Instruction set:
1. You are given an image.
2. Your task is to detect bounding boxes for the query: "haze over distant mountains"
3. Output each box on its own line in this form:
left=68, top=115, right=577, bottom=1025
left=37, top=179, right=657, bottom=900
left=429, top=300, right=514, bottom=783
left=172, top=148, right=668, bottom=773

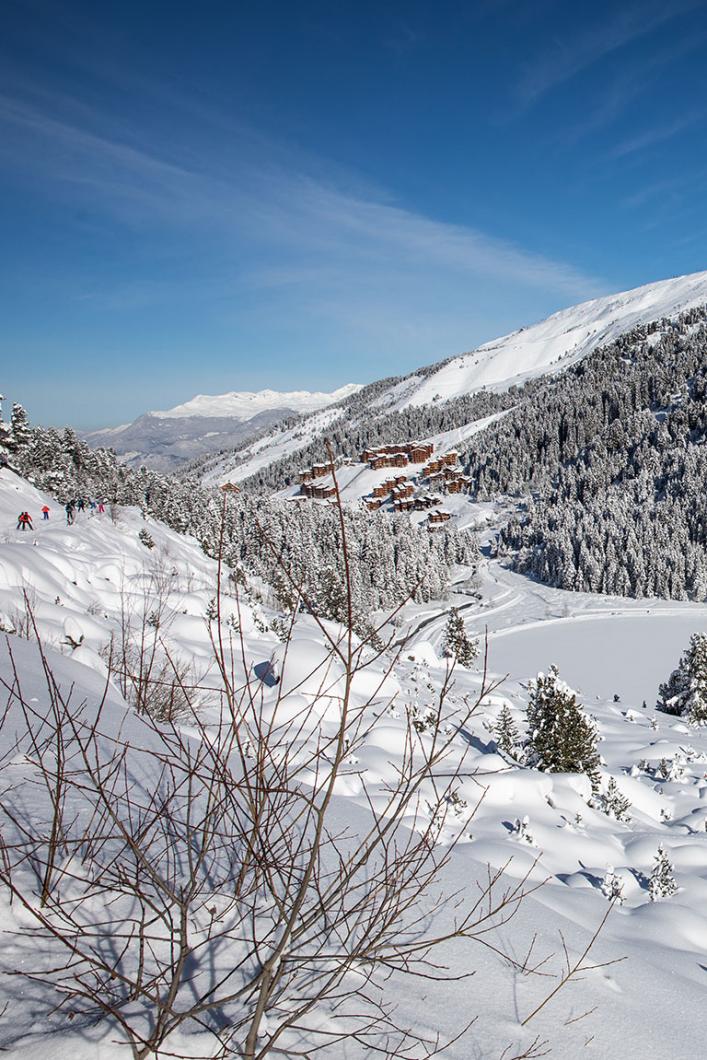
left=82, top=384, right=362, bottom=470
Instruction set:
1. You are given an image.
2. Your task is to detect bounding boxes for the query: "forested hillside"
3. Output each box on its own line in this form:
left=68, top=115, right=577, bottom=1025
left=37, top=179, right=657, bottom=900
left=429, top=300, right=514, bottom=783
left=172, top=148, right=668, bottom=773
left=0, top=405, right=475, bottom=629
left=458, top=306, right=707, bottom=599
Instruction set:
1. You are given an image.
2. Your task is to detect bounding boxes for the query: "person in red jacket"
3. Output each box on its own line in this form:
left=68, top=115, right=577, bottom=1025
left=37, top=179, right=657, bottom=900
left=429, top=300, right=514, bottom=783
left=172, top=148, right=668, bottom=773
left=16, top=512, right=33, bottom=531
left=41, top=505, right=50, bottom=520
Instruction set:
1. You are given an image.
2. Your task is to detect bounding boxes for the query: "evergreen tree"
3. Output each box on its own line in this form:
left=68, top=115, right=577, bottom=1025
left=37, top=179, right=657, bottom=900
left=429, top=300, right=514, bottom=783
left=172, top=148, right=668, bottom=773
left=600, top=777, right=631, bottom=822
left=648, top=844, right=677, bottom=901
left=657, top=633, right=707, bottom=723
left=525, top=665, right=600, bottom=788
left=600, top=866, right=625, bottom=904
left=0, top=395, right=12, bottom=459
left=495, top=704, right=521, bottom=760
left=442, top=608, right=478, bottom=667
left=9, top=403, right=31, bottom=452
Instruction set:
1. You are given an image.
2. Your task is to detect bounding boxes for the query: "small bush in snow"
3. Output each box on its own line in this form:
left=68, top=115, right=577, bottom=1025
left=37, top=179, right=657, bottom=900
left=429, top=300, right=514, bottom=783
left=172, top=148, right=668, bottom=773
left=446, top=789, right=468, bottom=817
left=600, top=867, right=625, bottom=904
left=494, top=704, right=521, bottom=761
left=409, top=704, right=438, bottom=735
left=512, top=815, right=535, bottom=845
left=138, top=528, right=156, bottom=550
left=648, top=844, right=677, bottom=901
left=657, top=755, right=687, bottom=782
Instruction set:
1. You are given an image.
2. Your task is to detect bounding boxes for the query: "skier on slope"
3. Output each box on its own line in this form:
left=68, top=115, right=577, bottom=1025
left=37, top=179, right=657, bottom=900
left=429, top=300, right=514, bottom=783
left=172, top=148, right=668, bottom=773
left=16, top=512, right=33, bottom=532
left=98, top=500, right=106, bottom=514
left=41, top=505, right=50, bottom=520
left=65, top=501, right=75, bottom=525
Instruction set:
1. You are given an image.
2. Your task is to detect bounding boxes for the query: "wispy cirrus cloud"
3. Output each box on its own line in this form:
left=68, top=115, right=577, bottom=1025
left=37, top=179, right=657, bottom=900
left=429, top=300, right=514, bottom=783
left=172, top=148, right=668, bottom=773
left=513, top=0, right=701, bottom=111
left=560, top=29, right=707, bottom=145
left=0, top=90, right=605, bottom=311
left=610, top=111, right=705, bottom=159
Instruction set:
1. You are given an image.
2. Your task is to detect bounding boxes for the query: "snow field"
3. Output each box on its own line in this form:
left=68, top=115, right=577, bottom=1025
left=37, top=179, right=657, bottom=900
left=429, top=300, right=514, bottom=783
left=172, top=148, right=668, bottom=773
left=5, top=468, right=707, bottom=1055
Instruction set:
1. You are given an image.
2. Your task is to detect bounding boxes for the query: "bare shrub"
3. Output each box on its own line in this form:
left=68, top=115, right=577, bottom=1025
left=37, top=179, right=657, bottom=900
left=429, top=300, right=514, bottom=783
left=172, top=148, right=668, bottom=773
left=0, top=474, right=610, bottom=1059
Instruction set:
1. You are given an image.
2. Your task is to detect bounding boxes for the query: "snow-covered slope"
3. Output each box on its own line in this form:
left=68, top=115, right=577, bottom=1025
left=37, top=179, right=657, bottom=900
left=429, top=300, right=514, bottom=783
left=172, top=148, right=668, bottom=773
left=402, top=270, right=707, bottom=408
left=0, top=468, right=259, bottom=687
left=6, top=468, right=707, bottom=1056
left=153, top=383, right=362, bottom=420
left=198, top=270, right=707, bottom=487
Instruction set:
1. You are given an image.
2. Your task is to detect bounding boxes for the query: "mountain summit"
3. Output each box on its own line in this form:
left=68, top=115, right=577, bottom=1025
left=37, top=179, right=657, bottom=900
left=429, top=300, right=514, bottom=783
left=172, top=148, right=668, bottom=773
left=83, top=383, right=362, bottom=470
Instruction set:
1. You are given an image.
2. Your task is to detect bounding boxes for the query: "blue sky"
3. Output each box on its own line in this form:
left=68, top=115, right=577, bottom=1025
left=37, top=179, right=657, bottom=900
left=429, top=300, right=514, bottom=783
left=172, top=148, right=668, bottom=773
left=2, top=0, right=707, bottom=427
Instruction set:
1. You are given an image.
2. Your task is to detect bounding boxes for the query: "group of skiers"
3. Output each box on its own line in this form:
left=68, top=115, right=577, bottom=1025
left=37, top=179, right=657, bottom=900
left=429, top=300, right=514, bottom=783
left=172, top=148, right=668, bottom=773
left=15, top=498, right=107, bottom=531
left=64, top=497, right=105, bottom=524
left=15, top=511, right=37, bottom=531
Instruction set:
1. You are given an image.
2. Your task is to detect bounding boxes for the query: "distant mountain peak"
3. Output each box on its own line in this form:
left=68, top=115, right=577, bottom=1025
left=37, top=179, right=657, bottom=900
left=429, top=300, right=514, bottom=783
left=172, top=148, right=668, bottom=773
left=152, top=384, right=363, bottom=420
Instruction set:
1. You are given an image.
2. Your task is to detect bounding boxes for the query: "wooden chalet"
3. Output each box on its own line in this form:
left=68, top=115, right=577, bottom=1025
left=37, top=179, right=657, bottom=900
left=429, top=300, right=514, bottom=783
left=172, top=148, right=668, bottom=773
left=413, top=494, right=439, bottom=510
left=312, top=483, right=337, bottom=500
left=427, top=510, right=452, bottom=526
left=372, top=478, right=396, bottom=498
left=311, top=462, right=335, bottom=479
left=408, top=444, right=432, bottom=463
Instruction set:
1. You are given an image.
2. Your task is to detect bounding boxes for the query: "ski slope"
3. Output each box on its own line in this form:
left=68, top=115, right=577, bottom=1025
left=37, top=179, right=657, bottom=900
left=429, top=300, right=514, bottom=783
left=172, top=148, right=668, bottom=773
left=402, top=269, right=707, bottom=408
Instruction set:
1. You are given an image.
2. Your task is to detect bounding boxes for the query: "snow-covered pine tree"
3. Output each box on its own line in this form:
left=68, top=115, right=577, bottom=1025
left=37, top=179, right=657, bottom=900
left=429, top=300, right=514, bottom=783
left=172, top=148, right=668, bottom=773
left=0, top=395, right=12, bottom=460
left=600, top=866, right=625, bottom=904
left=511, top=815, right=535, bottom=845
left=601, top=777, right=631, bottom=822
left=495, top=704, right=521, bottom=760
left=442, top=608, right=477, bottom=667
left=9, top=403, right=31, bottom=452
left=525, top=665, right=600, bottom=788
left=648, top=844, right=677, bottom=901
left=657, top=632, right=707, bottom=723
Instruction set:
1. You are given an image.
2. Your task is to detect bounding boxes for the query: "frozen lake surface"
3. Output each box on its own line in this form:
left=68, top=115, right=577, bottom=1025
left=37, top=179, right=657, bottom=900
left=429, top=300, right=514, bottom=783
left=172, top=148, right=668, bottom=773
left=488, top=612, right=707, bottom=707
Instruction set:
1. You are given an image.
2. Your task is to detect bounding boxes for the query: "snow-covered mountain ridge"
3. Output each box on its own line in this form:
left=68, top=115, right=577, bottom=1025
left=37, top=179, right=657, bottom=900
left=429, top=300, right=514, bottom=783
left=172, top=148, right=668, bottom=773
left=82, top=384, right=362, bottom=471
left=198, top=269, right=707, bottom=488
left=152, top=383, right=362, bottom=420
left=402, top=269, right=707, bottom=407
